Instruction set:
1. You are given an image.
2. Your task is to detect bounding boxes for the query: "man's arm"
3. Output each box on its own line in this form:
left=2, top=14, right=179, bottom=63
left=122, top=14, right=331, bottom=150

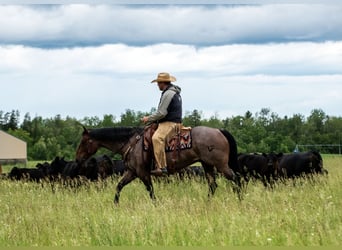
left=145, top=90, right=176, bottom=125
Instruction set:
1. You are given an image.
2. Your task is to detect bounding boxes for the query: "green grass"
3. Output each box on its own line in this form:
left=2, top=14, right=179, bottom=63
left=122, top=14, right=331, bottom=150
left=0, top=155, right=341, bottom=246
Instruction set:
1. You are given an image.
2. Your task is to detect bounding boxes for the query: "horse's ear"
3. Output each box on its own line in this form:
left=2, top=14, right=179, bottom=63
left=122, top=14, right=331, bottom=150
left=82, top=125, right=89, bottom=135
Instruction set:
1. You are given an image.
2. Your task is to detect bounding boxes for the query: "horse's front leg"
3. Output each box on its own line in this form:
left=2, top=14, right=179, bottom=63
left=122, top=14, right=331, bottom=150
left=114, top=169, right=136, bottom=205
left=138, top=170, right=156, bottom=202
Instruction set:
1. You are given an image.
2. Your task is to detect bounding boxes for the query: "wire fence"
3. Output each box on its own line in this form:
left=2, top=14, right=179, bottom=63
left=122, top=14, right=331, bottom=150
left=296, top=144, right=341, bottom=154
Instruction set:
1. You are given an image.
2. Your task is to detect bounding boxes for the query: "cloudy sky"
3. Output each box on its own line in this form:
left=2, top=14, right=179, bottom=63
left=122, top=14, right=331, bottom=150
left=1, top=1, right=342, bottom=122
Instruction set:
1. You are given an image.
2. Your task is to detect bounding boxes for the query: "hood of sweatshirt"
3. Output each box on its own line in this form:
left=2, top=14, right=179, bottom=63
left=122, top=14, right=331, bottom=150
left=168, top=84, right=181, bottom=94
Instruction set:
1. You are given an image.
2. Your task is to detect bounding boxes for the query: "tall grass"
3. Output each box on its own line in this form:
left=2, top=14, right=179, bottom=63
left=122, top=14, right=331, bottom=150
left=0, top=155, right=341, bottom=246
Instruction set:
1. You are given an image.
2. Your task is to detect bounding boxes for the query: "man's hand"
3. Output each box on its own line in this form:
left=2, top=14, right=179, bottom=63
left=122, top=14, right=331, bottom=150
left=141, top=116, right=149, bottom=124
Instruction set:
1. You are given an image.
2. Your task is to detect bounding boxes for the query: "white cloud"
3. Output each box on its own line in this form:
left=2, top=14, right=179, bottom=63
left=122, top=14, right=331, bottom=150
left=1, top=43, right=341, bottom=119
left=1, top=42, right=342, bottom=75
left=1, top=3, right=341, bottom=119
left=0, top=4, right=342, bottom=45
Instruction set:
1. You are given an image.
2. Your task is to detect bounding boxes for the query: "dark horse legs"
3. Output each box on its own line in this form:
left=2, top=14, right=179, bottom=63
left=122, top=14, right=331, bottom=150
left=114, top=169, right=136, bottom=204
left=216, top=163, right=243, bottom=200
left=202, top=162, right=218, bottom=197
left=139, top=174, right=156, bottom=202
left=114, top=169, right=156, bottom=204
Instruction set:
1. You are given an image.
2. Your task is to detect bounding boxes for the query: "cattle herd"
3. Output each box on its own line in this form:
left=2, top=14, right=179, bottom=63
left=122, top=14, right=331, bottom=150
left=2, top=150, right=328, bottom=187
left=3, top=155, right=125, bottom=183
left=238, top=150, right=328, bottom=187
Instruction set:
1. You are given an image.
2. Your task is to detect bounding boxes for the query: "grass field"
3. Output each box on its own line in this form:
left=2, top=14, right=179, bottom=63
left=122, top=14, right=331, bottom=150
left=0, top=155, right=341, bottom=246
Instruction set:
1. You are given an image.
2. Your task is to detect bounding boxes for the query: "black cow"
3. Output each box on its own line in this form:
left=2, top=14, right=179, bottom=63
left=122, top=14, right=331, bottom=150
left=178, top=165, right=205, bottom=181
left=8, top=166, right=46, bottom=182
left=112, top=160, right=126, bottom=176
left=96, top=155, right=115, bottom=179
left=62, top=161, right=80, bottom=179
left=78, top=155, right=113, bottom=181
left=79, top=155, right=115, bottom=180
left=278, top=151, right=327, bottom=179
left=35, top=162, right=51, bottom=176
left=238, top=152, right=283, bottom=187
left=79, top=157, right=98, bottom=180
left=71, top=155, right=118, bottom=180
left=48, top=156, right=69, bottom=178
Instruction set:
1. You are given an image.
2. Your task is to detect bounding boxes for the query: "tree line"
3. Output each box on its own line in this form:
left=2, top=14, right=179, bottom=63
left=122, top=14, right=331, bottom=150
left=1, top=108, right=341, bottom=161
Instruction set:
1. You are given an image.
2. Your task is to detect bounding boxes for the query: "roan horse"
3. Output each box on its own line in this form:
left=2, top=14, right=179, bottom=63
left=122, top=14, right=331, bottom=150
left=76, top=125, right=241, bottom=204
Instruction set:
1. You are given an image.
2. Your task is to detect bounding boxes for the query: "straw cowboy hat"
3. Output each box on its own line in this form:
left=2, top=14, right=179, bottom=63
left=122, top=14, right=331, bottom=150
left=151, top=72, right=176, bottom=83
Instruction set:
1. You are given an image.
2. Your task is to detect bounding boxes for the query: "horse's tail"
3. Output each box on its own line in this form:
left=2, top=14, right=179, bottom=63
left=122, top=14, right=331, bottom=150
left=220, top=129, right=243, bottom=198
left=219, top=129, right=239, bottom=173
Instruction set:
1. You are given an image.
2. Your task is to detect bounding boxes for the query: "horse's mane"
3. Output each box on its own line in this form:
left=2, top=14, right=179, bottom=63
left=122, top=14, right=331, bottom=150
left=89, top=127, right=144, bottom=143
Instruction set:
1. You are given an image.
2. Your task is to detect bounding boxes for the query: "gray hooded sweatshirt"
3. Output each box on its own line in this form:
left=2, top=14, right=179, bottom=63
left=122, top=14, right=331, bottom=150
left=147, top=84, right=182, bottom=125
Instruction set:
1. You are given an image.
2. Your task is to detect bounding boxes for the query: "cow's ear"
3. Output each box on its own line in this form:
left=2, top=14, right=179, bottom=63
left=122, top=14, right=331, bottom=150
left=277, top=153, right=284, bottom=158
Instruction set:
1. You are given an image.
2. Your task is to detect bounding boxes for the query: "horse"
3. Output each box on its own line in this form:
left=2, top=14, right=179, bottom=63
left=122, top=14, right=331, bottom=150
left=76, top=125, right=241, bottom=204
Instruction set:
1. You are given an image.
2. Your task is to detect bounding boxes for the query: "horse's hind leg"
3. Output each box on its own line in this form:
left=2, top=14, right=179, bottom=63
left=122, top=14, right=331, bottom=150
left=216, top=164, right=236, bottom=181
left=114, top=169, right=136, bottom=204
left=139, top=174, right=156, bottom=202
left=202, top=162, right=218, bottom=198
left=216, top=164, right=242, bottom=200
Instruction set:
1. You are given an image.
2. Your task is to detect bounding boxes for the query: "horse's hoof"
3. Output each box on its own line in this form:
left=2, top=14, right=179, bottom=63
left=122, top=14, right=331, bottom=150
left=114, top=196, right=120, bottom=205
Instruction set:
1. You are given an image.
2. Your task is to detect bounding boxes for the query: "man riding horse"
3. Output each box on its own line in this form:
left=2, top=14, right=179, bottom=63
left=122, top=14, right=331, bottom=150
left=76, top=72, right=242, bottom=203
left=141, top=72, right=182, bottom=176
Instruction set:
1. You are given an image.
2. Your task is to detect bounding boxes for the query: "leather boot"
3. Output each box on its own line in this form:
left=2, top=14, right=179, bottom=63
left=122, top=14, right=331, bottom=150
left=151, top=167, right=168, bottom=176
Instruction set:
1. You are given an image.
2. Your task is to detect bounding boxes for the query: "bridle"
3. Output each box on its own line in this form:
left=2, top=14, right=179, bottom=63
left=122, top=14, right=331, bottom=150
left=122, top=133, right=143, bottom=162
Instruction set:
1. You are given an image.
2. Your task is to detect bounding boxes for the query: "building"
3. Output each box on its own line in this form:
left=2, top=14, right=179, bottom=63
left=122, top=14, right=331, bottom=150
left=0, top=130, right=27, bottom=170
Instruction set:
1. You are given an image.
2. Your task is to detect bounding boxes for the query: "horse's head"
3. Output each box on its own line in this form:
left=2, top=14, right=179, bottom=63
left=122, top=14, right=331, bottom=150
left=76, top=126, right=100, bottom=162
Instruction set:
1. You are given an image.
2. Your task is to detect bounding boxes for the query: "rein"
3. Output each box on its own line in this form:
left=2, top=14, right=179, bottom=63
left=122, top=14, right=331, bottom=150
left=122, top=132, right=143, bottom=162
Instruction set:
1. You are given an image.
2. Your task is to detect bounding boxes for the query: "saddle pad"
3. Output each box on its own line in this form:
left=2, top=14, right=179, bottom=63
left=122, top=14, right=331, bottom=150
left=144, top=129, right=192, bottom=152
left=165, top=130, right=192, bottom=152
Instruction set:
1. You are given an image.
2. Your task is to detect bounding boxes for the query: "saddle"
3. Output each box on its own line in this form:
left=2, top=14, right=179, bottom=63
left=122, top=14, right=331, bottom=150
left=143, top=123, right=192, bottom=153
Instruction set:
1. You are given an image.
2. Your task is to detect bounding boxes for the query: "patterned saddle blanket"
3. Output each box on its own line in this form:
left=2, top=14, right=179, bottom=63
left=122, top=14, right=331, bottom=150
left=143, top=124, right=192, bottom=152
